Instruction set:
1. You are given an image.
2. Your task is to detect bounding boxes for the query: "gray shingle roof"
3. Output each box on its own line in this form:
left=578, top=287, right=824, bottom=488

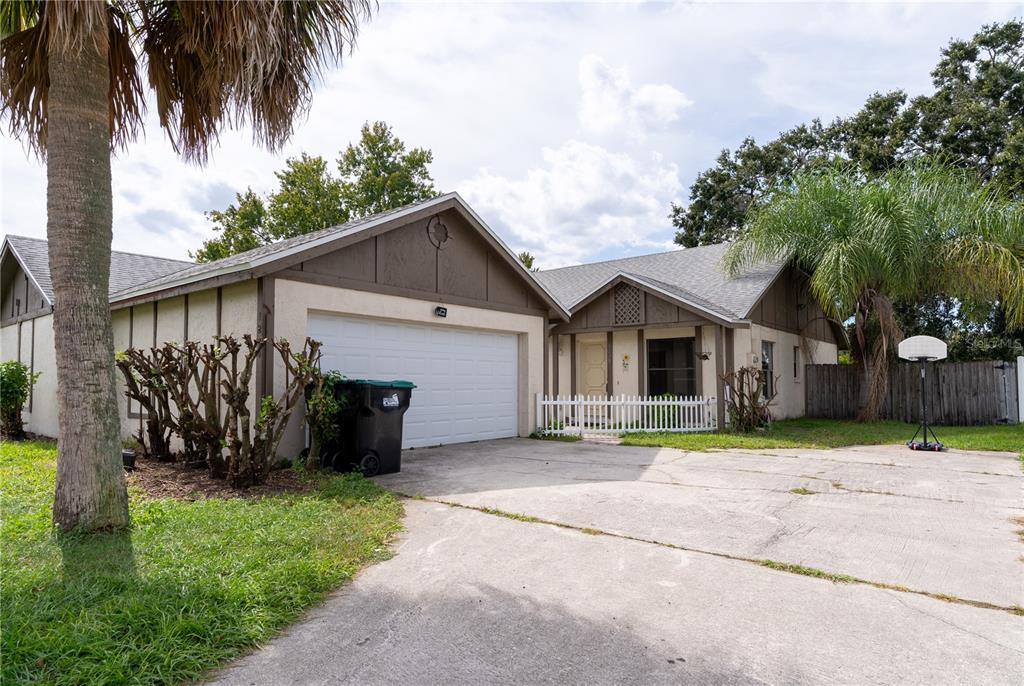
left=534, top=243, right=782, bottom=320
left=3, top=235, right=192, bottom=304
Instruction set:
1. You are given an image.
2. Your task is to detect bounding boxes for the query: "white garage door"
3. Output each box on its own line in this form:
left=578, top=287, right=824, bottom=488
left=308, top=313, right=518, bottom=448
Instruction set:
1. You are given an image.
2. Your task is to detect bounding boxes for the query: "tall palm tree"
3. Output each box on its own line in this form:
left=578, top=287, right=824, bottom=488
left=723, top=163, right=1024, bottom=421
left=1, top=1, right=373, bottom=532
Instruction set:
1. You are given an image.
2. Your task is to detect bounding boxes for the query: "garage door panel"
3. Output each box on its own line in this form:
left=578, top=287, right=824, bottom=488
left=308, top=313, right=518, bottom=448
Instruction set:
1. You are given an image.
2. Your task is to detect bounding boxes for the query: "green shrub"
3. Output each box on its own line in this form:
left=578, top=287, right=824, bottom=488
left=0, top=361, right=39, bottom=439
left=306, top=370, right=347, bottom=467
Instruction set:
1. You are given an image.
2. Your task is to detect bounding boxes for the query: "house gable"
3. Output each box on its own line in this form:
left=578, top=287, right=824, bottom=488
left=747, top=266, right=839, bottom=345
left=274, top=206, right=552, bottom=317
left=552, top=275, right=733, bottom=334
left=0, top=244, right=50, bottom=327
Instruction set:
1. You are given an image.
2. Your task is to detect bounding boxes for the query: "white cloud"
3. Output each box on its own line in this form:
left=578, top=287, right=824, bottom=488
left=2, top=2, right=1018, bottom=264
left=578, top=54, right=692, bottom=138
left=461, top=140, right=681, bottom=268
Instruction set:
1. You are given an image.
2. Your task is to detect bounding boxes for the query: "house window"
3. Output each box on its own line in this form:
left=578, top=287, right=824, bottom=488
left=793, top=345, right=800, bottom=380
left=647, top=337, right=696, bottom=396
left=761, top=340, right=775, bottom=399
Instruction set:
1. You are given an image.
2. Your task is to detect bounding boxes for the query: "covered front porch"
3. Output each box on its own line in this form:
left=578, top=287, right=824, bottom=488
left=541, top=275, right=752, bottom=429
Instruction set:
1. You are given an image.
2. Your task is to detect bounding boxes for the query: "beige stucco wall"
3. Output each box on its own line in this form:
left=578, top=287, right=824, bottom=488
left=611, top=329, right=639, bottom=395
left=744, top=323, right=839, bottom=419
left=188, top=289, right=219, bottom=343
left=272, top=278, right=546, bottom=456
left=113, top=308, right=132, bottom=435
left=0, top=315, right=62, bottom=438
left=554, top=334, right=571, bottom=396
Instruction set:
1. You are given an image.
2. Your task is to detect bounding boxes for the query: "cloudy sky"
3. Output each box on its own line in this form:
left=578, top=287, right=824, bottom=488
left=1, top=1, right=1019, bottom=268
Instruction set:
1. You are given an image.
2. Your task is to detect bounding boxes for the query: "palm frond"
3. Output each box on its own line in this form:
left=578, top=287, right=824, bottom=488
left=133, top=0, right=375, bottom=163
left=1, top=1, right=142, bottom=155
left=0, top=0, right=40, bottom=38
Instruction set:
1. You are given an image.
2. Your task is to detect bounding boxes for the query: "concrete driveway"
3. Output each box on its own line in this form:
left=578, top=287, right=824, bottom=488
left=211, top=439, right=1024, bottom=685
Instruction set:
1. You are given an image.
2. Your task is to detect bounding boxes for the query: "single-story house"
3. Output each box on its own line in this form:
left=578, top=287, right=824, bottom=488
left=1, top=192, right=840, bottom=453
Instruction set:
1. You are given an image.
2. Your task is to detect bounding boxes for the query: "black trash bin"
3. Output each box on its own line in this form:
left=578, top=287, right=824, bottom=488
left=319, top=379, right=415, bottom=476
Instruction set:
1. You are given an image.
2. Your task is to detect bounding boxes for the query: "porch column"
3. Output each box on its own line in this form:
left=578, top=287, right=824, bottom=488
left=725, top=327, right=735, bottom=375
left=694, top=325, right=703, bottom=396
left=606, top=331, right=613, bottom=395
left=569, top=333, right=577, bottom=396
left=543, top=319, right=549, bottom=395
left=715, top=324, right=726, bottom=428
left=552, top=334, right=559, bottom=395
left=637, top=329, right=645, bottom=394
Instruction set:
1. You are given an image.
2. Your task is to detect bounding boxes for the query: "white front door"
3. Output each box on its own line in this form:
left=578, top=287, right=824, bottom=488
left=308, top=313, right=518, bottom=448
left=580, top=341, right=607, bottom=395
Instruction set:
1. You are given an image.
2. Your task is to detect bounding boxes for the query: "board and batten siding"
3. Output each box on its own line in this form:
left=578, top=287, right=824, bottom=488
left=278, top=207, right=548, bottom=317
left=110, top=281, right=258, bottom=443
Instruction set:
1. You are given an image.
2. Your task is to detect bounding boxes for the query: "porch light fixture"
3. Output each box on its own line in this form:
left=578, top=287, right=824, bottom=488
left=700, top=351, right=711, bottom=361
left=434, top=305, right=448, bottom=318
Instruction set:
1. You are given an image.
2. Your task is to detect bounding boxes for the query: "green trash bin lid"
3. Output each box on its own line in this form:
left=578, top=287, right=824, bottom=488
left=345, top=379, right=416, bottom=389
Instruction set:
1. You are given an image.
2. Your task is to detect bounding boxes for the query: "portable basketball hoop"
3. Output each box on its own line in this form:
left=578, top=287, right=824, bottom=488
left=897, top=335, right=947, bottom=451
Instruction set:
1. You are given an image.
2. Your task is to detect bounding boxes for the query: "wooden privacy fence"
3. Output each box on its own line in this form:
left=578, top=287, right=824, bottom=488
left=536, top=395, right=717, bottom=436
left=805, top=358, right=1022, bottom=425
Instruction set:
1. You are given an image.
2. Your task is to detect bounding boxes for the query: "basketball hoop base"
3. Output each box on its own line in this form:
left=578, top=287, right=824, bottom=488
left=907, top=440, right=944, bottom=452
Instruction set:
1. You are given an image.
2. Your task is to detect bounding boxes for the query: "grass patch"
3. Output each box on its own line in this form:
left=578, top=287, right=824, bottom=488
left=789, top=487, right=815, bottom=495
left=1012, top=517, right=1024, bottom=544
left=476, top=506, right=546, bottom=524
left=1, top=440, right=403, bottom=686
left=622, top=418, right=1024, bottom=458
left=758, top=560, right=858, bottom=584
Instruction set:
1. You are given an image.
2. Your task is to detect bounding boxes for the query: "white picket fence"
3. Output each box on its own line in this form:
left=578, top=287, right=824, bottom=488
left=536, top=394, right=717, bottom=436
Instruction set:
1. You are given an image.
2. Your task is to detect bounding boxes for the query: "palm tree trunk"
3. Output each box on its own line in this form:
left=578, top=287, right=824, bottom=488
left=48, top=22, right=129, bottom=532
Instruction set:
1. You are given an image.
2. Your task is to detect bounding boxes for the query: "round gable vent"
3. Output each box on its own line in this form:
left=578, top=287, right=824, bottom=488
left=427, top=216, right=450, bottom=249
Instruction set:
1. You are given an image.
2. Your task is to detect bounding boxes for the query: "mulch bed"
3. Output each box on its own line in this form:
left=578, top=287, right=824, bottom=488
left=127, top=458, right=319, bottom=500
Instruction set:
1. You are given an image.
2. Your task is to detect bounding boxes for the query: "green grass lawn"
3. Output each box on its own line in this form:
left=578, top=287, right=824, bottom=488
left=1, top=440, right=403, bottom=686
left=621, top=417, right=1024, bottom=458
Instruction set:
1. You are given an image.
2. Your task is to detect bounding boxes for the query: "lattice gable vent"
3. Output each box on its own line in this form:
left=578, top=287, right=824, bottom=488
left=613, top=282, right=642, bottom=325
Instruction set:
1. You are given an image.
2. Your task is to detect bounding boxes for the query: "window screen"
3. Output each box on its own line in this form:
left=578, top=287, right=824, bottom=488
left=761, top=341, right=775, bottom=399
left=647, top=337, right=696, bottom=396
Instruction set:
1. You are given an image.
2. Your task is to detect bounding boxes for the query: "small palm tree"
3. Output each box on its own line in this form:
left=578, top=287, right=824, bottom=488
left=723, top=163, right=1024, bottom=421
left=1, top=1, right=373, bottom=532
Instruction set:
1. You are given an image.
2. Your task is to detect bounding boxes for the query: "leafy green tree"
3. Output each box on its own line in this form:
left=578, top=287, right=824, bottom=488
left=194, top=122, right=438, bottom=261
left=192, top=190, right=270, bottom=262
left=673, top=20, right=1024, bottom=248
left=267, top=153, right=347, bottom=238
left=193, top=154, right=346, bottom=262
left=517, top=251, right=538, bottom=272
left=908, top=20, right=1024, bottom=187
left=671, top=122, right=839, bottom=247
left=724, top=163, right=1024, bottom=421
left=0, top=0, right=372, bottom=532
left=338, top=121, right=438, bottom=218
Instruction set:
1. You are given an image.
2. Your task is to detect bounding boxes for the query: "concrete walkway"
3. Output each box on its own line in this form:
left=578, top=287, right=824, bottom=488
left=210, top=440, right=1024, bottom=685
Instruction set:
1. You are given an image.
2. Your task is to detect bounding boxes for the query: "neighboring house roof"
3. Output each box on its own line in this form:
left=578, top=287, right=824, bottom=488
left=534, top=242, right=783, bottom=322
left=1, top=234, right=192, bottom=305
